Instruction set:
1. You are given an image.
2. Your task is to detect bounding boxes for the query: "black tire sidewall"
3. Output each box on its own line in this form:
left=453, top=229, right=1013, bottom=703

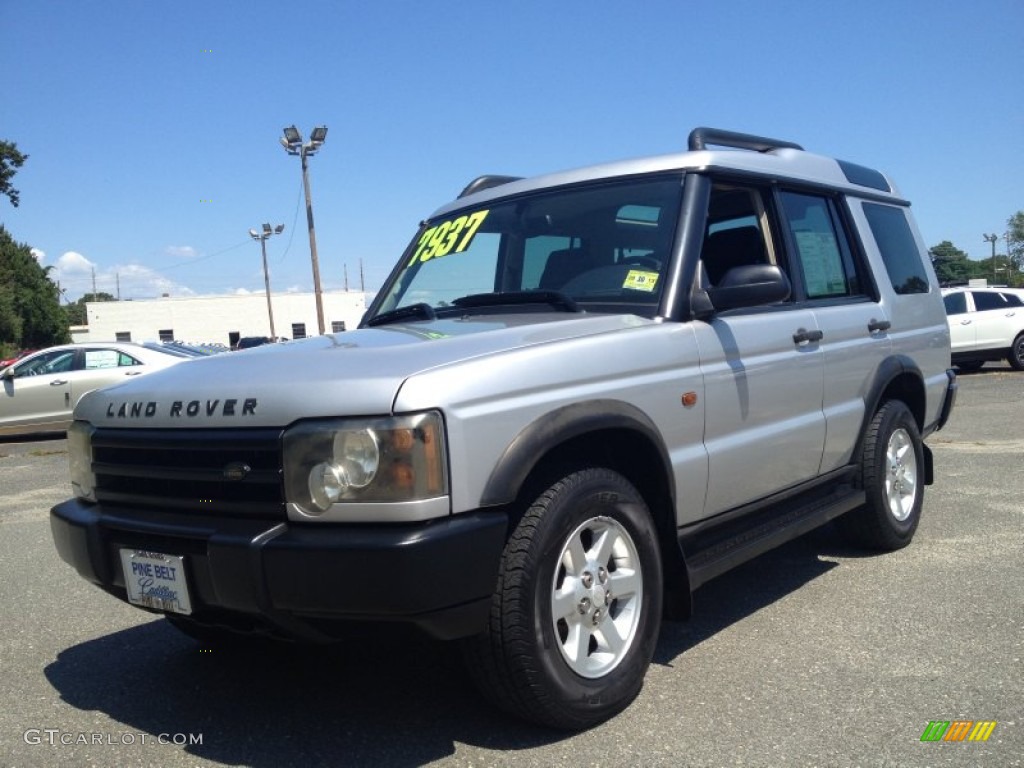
left=1009, top=334, right=1024, bottom=370
left=524, top=469, right=662, bottom=724
left=863, top=402, right=923, bottom=543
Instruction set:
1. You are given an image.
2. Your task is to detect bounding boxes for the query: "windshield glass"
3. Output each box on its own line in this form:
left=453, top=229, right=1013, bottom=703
left=372, top=176, right=683, bottom=320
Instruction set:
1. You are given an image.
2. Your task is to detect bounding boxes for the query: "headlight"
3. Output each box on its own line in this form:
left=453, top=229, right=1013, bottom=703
left=283, top=411, right=448, bottom=518
left=68, top=421, right=96, bottom=502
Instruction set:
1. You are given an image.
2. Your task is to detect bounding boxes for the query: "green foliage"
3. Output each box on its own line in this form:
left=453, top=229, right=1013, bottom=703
left=929, top=240, right=972, bottom=285
left=64, top=292, right=115, bottom=326
left=0, top=226, right=70, bottom=349
left=1008, top=211, right=1024, bottom=272
left=0, top=140, right=28, bottom=208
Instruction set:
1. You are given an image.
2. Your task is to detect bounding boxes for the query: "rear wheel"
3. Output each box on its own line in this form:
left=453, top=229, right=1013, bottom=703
left=1008, top=334, right=1024, bottom=370
left=462, top=467, right=662, bottom=730
left=837, top=400, right=923, bottom=550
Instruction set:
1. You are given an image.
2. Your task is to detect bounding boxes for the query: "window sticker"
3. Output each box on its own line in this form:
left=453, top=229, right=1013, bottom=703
left=794, top=230, right=846, bottom=297
left=409, top=210, right=490, bottom=265
left=623, top=270, right=659, bottom=292
left=85, top=349, right=118, bottom=369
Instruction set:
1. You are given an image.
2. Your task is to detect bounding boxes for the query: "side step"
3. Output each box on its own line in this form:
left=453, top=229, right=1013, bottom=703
left=680, top=475, right=865, bottom=591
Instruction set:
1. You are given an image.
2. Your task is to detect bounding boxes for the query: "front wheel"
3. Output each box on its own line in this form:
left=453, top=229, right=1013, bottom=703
left=463, top=468, right=663, bottom=730
left=837, top=400, right=924, bottom=550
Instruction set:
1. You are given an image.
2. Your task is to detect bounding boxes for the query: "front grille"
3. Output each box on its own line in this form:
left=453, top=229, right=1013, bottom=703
left=91, top=428, right=286, bottom=518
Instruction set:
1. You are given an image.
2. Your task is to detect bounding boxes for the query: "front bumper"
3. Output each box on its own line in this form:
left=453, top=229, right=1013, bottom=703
left=50, top=499, right=507, bottom=641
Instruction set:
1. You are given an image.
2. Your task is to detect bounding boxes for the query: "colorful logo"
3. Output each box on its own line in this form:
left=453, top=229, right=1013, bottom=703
left=920, top=720, right=997, bottom=742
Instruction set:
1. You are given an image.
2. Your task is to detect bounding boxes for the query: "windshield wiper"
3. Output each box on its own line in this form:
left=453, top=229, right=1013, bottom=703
left=366, top=302, right=437, bottom=327
left=451, top=291, right=581, bottom=313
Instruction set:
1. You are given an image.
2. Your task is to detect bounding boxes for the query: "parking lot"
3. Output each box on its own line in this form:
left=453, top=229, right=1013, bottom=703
left=1, top=366, right=1020, bottom=768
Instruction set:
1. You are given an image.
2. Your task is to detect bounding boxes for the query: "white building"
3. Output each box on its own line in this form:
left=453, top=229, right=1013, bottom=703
left=82, top=290, right=371, bottom=347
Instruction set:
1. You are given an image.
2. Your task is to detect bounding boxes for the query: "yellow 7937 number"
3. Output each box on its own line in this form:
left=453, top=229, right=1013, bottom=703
left=410, top=210, right=489, bottom=265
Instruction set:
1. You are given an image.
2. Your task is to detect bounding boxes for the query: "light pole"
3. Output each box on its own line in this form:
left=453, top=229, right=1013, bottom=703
left=984, top=233, right=998, bottom=283
left=249, top=223, right=285, bottom=339
left=281, top=125, right=328, bottom=335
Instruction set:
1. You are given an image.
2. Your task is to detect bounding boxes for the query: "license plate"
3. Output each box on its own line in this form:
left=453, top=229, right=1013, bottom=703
left=119, top=550, right=192, bottom=615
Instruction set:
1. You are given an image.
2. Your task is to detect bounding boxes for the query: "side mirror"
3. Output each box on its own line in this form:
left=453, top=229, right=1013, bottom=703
left=706, top=264, right=791, bottom=312
left=1, top=368, right=14, bottom=381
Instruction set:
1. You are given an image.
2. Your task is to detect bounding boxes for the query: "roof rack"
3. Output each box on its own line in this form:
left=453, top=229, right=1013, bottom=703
left=687, top=127, right=803, bottom=153
left=458, top=174, right=523, bottom=199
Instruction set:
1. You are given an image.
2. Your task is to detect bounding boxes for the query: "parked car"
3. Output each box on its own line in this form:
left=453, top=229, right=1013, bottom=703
left=141, top=341, right=226, bottom=358
left=0, top=349, right=36, bottom=371
left=942, top=287, right=1024, bottom=371
left=0, top=342, right=186, bottom=437
left=233, top=336, right=274, bottom=350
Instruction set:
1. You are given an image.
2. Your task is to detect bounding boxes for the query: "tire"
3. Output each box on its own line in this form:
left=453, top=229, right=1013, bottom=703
left=955, top=360, right=984, bottom=373
left=837, top=400, right=923, bottom=551
left=462, top=468, right=663, bottom=730
left=1008, top=334, right=1024, bottom=371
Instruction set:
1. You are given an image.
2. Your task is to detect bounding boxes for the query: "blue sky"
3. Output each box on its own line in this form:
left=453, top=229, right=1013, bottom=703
left=2, top=0, right=1021, bottom=302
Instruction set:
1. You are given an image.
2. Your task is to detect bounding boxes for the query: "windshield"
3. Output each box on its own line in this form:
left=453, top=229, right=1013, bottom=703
left=371, top=176, right=683, bottom=321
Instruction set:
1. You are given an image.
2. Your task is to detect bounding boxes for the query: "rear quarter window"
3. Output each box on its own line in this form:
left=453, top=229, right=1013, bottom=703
left=862, top=203, right=930, bottom=295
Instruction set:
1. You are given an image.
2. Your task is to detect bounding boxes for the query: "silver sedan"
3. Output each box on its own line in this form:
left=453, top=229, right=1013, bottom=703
left=0, top=342, right=187, bottom=437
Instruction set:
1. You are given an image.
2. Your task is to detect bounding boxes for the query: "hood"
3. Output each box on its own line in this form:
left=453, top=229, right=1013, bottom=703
left=76, top=313, right=652, bottom=428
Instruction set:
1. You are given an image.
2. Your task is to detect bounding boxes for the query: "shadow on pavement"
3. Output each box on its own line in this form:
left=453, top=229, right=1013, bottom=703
left=45, top=523, right=858, bottom=765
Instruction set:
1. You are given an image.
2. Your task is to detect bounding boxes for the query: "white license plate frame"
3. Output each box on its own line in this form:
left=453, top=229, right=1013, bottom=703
left=119, top=549, right=193, bottom=615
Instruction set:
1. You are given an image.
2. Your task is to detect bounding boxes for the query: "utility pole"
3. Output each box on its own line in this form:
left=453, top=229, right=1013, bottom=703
left=250, top=223, right=285, bottom=339
left=360, top=259, right=365, bottom=292
left=280, top=125, right=328, bottom=335
left=344, top=263, right=349, bottom=291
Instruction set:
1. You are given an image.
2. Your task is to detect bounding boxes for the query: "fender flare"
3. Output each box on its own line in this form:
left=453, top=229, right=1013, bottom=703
left=480, top=399, right=675, bottom=507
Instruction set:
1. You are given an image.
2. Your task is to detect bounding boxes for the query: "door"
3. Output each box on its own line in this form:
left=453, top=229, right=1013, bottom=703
left=776, top=190, right=892, bottom=472
left=969, top=290, right=1023, bottom=349
left=694, top=182, right=826, bottom=517
left=944, top=292, right=975, bottom=352
left=0, top=348, right=77, bottom=432
left=694, top=309, right=825, bottom=515
left=68, top=348, right=148, bottom=408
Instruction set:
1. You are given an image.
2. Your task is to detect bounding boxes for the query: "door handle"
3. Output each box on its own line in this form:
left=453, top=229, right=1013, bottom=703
left=793, top=328, right=824, bottom=345
left=49, top=379, right=68, bottom=386
left=867, top=319, right=891, bottom=333
left=125, top=371, right=143, bottom=376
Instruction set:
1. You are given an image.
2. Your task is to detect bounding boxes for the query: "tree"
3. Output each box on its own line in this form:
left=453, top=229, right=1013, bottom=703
left=929, top=240, right=972, bottom=285
left=0, top=226, right=69, bottom=349
left=0, top=140, right=28, bottom=208
left=1008, top=211, right=1024, bottom=273
left=64, top=292, right=116, bottom=326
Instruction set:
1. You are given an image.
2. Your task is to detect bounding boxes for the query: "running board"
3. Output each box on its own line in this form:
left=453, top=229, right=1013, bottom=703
left=680, top=478, right=865, bottom=591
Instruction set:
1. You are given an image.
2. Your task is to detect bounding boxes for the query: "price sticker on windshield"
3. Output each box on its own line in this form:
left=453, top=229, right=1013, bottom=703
left=409, top=210, right=490, bottom=265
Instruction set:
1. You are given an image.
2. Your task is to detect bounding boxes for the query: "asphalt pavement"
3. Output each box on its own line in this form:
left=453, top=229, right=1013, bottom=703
left=1, top=366, right=1020, bottom=768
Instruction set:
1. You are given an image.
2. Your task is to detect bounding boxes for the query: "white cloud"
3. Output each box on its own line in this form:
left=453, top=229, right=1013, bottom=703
left=30, top=248, right=45, bottom=263
left=234, top=287, right=253, bottom=295
left=56, top=251, right=96, bottom=273
left=164, top=245, right=198, bottom=259
left=116, top=264, right=196, bottom=299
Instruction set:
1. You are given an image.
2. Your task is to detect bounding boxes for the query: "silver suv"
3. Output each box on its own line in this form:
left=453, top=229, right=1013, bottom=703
left=51, top=128, right=957, bottom=730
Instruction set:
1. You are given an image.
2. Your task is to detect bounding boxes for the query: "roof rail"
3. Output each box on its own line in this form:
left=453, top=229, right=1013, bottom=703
left=688, top=127, right=803, bottom=153
left=458, top=175, right=523, bottom=199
